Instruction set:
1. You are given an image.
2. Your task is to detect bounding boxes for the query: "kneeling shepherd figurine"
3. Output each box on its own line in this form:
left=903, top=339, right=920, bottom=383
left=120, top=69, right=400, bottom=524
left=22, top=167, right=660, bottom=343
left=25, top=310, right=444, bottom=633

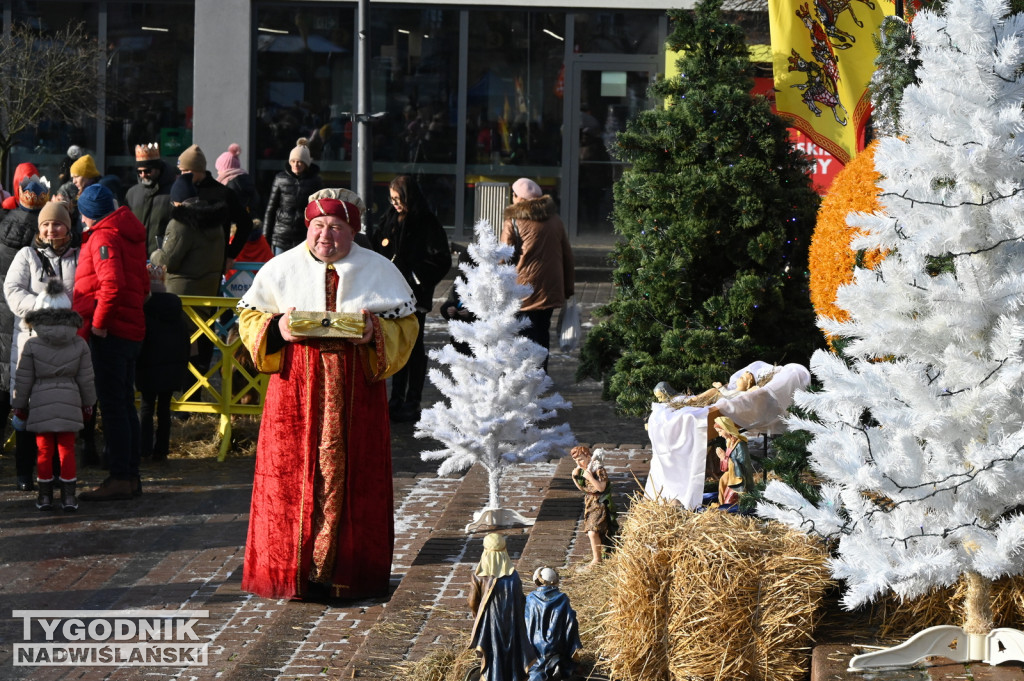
left=525, top=567, right=582, bottom=681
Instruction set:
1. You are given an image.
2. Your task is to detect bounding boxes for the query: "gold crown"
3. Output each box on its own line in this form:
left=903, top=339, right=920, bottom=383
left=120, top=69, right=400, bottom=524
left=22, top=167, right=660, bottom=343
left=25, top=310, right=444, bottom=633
left=135, top=142, right=161, bottom=162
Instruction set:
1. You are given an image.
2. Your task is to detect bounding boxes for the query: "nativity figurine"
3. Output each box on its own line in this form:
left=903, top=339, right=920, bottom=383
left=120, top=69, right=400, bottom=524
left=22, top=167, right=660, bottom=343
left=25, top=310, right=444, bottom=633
left=524, top=567, right=582, bottom=681
left=712, top=416, right=756, bottom=507
left=570, top=446, right=618, bottom=566
left=468, top=533, right=537, bottom=681
left=655, top=371, right=760, bottom=408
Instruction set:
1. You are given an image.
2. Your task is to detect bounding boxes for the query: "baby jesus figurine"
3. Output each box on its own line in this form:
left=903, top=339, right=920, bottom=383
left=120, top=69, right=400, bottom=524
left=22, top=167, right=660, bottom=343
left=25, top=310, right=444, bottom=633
left=570, top=446, right=618, bottom=566
left=655, top=370, right=759, bottom=408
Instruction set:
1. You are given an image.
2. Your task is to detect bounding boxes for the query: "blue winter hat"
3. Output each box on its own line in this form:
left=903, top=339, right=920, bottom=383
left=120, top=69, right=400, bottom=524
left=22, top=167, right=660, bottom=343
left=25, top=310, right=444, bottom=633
left=170, top=174, right=199, bottom=204
left=77, top=184, right=116, bottom=219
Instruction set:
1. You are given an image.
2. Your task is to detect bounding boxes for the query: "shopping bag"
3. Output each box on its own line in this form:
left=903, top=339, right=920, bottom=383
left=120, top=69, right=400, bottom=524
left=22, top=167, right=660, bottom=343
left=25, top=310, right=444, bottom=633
left=559, top=297, right=582, bottom=351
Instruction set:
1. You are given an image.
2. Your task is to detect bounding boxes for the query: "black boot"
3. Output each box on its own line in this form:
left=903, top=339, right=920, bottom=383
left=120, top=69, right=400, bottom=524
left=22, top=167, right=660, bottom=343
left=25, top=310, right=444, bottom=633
left=15, top=430, right=36, bottom=490
left=60, top=479, right=78, bottom=512
left=36, top=479, right=53, bottom=511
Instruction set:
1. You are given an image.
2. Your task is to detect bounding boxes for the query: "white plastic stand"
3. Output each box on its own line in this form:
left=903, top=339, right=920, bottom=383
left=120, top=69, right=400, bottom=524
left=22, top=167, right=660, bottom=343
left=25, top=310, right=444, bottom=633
left=848, top=625, right=1024, bottom=671
left=465, top=507, right=535, bottom=533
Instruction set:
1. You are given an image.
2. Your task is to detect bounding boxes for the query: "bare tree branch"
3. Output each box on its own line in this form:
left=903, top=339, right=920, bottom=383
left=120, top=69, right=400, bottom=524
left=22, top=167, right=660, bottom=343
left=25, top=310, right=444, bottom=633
left=0, top=22, right=105, bottom=183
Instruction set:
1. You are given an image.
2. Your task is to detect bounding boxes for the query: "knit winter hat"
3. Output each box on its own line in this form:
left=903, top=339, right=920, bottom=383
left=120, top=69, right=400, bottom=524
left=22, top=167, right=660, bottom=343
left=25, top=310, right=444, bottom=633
left=70, top=154, right=101, bottom=179
left=170, top=174, right=199, bottom=203
left=18, top=176, right=50, bottom=211
left=512, top=177, right=542, bottom=200
left=33, top=278, right=72, bottom=311
left=77, top=184, right=116, bottom=220
left=38, top=201, right=71, bottom=230
left=216, top=143, right=242, bottom=174
left=178, top=144, right=207, bottom=173
left=289, top=137, right=312, bottom=165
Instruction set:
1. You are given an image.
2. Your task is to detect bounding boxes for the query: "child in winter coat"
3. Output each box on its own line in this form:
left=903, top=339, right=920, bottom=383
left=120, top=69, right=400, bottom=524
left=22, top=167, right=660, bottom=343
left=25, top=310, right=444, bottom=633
left=13, top=279, right=97, bottom=511
left=136, top=264, right=190, bottom=460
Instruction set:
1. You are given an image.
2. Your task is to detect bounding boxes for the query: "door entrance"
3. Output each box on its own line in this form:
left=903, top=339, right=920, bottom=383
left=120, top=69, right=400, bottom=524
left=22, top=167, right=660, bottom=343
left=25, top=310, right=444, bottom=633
left=566, top=61, right=656, bottom=242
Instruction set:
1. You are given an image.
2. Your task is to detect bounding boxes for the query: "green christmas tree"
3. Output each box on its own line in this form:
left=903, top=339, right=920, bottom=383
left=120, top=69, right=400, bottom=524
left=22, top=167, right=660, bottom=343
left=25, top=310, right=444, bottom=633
left=578, top=0, right=822, bottom=416
left=868, top=15, right=921, bottom=139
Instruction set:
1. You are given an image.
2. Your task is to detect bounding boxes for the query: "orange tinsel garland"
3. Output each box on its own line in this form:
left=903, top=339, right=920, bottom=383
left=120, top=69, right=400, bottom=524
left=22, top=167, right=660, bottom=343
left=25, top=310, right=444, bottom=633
left=808, top=139, right=888, bottom=340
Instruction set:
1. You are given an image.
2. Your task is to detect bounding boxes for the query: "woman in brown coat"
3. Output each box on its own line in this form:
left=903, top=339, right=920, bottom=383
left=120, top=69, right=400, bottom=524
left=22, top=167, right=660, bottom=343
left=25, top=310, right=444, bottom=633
left=500, top=178, right=574, bottom=372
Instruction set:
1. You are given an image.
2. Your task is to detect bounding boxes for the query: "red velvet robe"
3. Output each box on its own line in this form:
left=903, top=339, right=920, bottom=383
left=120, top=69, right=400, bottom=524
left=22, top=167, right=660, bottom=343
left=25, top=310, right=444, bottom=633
left=237, top=243, right=418, bottom=601
left=242, top=334, right=395, bottom=600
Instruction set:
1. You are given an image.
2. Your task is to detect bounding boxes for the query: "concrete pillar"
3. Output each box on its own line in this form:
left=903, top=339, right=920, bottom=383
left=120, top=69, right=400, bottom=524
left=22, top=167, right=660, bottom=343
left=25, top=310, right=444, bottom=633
left=192, top=0, right=251, bottom=169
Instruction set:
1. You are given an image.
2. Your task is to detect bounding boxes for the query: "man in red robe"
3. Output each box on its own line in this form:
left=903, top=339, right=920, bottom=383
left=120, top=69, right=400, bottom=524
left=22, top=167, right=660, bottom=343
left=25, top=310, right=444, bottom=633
left=237, top=197, right=418, bottom=600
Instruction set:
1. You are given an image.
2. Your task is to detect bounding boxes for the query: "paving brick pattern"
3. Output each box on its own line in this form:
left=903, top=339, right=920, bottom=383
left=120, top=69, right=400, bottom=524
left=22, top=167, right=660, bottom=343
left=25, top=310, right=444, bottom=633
left=0, top=279, right=652, bottom=680
left=4, top=274, right=1017, bottom=680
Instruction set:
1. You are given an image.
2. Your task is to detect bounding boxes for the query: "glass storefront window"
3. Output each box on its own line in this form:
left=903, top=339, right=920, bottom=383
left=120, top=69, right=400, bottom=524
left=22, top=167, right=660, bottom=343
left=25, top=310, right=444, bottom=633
left=4, top=1, right=194, bottom=196
left=465, top=9, right=565, bottom=218
left=370, top=8, right=458, bottom=165
left=5, top=2, right=99, bottom=184
left=573, top=11, right=662, bottom=55
left=105, top=1, right=195, bottom=191
left=369, top=6, right=459, bottom=227
left=254, top=4, right=355, bottom=193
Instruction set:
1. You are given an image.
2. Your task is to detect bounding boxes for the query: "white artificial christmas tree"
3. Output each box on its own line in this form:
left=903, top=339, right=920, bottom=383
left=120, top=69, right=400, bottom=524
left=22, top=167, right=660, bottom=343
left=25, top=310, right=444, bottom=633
left=759, top=0, right=1024, bottom=668
left=416, top=221, right=575, bottom=531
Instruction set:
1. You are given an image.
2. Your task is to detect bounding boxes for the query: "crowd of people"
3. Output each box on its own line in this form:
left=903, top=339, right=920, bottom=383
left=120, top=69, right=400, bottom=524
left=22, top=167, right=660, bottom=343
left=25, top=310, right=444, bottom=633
left=0, top=137, right=576, bottom=604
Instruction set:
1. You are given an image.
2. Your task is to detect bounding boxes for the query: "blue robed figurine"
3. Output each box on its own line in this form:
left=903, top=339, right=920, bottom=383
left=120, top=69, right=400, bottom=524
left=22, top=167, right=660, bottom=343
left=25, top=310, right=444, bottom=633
left=468, top=533, right=537, bottom=681
left=524, top=567, right=582, bottom=681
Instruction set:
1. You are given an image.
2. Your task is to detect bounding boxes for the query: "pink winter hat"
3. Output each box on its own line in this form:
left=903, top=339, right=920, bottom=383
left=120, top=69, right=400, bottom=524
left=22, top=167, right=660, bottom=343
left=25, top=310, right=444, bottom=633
left=512, top=177, right=542, bottom=200
left=216, top=143, right=242, bottom=174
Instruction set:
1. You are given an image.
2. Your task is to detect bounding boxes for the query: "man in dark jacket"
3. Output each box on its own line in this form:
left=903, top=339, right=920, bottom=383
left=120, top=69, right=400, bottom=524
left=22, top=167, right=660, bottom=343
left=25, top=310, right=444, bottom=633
left=125, top=142, right=176, bottom=254
left=73, top=185, right=150, bottom=502
left=177, top=144, right=252, bottom=265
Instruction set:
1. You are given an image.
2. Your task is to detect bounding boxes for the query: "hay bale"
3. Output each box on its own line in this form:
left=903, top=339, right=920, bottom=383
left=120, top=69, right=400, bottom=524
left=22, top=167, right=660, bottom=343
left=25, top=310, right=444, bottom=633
left=870, top=574, right=1024, bottom=640
left=597, top=496, right=831, bottom=681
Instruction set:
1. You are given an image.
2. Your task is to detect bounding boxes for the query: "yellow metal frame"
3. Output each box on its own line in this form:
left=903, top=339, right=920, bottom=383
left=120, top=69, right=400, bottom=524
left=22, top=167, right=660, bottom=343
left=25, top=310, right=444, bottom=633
left=2, top=296, right=267, bottom=460
left=176, top=295, right=268, bottom=461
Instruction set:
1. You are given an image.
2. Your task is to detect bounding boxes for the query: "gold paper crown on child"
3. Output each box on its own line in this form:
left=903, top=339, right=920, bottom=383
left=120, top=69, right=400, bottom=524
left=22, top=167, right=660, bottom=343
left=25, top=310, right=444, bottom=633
left=135, top=142, right=161, bottom=162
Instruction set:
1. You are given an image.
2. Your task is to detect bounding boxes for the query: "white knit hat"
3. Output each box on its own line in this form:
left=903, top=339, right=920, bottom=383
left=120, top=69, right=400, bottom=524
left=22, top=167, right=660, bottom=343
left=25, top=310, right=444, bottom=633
left=34, top=278, right=72, bottom=310
left=289, top=137, right=312, bottom=165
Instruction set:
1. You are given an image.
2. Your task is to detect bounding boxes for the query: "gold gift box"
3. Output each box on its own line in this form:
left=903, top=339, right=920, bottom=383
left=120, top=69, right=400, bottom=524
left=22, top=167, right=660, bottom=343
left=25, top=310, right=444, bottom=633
left=287, top=311, right=365, bottom=338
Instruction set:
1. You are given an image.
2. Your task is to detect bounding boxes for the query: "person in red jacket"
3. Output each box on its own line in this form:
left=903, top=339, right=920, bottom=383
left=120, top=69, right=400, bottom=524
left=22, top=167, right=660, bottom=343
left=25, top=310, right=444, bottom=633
left=71, top=184, right=150, bottom=501
left=1, top=162, right=40, bottom=211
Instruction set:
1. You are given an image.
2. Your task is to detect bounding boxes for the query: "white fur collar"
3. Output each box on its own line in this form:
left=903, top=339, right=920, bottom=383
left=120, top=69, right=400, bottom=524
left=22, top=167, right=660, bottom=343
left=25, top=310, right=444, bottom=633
left=238, top=243, right=416, bottom=319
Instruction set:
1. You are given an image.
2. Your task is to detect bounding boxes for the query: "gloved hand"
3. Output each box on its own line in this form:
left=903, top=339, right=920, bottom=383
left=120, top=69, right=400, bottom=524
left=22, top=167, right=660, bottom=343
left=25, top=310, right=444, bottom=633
left=13, top=408, right=28, bottom=421
left=82, top=405, right=94, bottom=422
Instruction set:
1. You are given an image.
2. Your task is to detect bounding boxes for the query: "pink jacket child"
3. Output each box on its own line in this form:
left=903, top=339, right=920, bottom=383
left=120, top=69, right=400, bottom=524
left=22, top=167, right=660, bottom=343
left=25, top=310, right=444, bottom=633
left=13, top=279, right=97, bottom=512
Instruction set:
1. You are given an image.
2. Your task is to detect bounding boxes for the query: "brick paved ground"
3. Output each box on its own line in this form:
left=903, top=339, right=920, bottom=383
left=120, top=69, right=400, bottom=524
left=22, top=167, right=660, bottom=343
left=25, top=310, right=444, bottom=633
left=4, top=273, right=1023, bottom=681
left=0, top=278, right=651, bottom=681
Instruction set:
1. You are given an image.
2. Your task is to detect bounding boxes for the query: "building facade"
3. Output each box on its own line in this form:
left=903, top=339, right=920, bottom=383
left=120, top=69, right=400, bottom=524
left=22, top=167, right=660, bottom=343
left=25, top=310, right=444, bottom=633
left=2, top=0, right=688, bottom=241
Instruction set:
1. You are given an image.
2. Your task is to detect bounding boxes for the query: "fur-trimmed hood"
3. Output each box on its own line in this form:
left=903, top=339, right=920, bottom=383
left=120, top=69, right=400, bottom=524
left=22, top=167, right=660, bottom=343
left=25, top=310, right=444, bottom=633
left=503, top=195, right=557, bottom=223
left=24, top=307, right=83, bottom=330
